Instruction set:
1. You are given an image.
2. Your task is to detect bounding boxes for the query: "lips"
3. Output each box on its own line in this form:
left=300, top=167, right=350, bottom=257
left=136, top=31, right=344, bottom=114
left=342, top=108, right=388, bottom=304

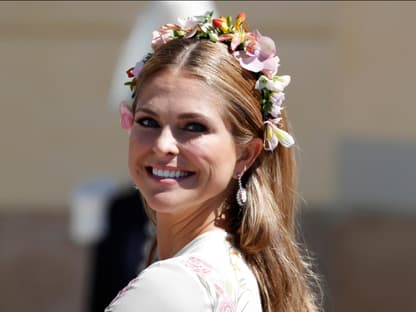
left=145, top=166, right=195, bottom=180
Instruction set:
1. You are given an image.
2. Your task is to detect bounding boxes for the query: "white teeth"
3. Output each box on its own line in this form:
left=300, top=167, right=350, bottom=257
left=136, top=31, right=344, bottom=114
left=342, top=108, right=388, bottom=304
left=152, top=167, right=190, bottom=179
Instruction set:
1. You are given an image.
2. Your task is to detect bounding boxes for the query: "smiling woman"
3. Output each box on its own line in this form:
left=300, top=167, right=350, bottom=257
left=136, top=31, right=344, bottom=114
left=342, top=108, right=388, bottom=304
left=107, top=12, right=320, bottom=312
left=129, top=70, right=243, bottom=224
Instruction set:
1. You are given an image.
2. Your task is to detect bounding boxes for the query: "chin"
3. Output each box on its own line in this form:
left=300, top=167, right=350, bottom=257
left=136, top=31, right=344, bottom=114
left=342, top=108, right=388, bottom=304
left=142, top=193, right=183, bottom=214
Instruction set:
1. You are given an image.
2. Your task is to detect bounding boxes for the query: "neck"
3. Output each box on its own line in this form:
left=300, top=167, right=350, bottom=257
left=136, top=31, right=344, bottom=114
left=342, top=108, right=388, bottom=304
left=156, top=207, right=226, bottom=260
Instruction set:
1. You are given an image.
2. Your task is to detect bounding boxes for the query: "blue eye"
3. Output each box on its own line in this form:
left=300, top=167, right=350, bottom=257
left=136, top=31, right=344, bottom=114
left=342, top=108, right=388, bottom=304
left=136, top=118, right=159, bottom=128
left=185, top=122, right=207, bottom=132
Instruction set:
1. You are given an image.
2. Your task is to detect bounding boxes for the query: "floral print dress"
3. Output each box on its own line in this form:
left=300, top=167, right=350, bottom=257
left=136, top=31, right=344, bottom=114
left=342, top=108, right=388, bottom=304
left=105, top=230, right=262, bottom=311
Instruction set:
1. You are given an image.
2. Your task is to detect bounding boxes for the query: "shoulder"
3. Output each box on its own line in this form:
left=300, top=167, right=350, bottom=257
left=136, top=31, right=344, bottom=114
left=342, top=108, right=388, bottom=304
left=105, top=257, right=211, bottom=312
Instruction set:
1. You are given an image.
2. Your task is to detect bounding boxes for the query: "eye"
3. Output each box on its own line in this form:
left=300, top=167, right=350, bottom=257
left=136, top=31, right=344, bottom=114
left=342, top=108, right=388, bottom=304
left=136, top=117, right=159, bottom=128
left=184, top=122, right=207, bottom=133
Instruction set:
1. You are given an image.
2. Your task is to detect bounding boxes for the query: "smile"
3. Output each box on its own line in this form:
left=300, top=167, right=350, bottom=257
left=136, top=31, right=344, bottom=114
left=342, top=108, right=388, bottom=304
left=146, top=166, right=194, bottom=179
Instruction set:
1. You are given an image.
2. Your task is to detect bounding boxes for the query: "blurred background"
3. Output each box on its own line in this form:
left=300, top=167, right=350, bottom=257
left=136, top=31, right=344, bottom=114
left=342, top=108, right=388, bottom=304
left=1, top=1, right=415, bottom=311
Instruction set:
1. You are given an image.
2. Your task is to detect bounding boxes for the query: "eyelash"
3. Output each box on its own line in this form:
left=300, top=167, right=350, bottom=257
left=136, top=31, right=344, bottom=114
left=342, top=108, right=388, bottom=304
left=136, top=117, right=159, bottom=128
left=135, top=118, right=207, bottom=133
left=184, top=122, right=207, bottom=133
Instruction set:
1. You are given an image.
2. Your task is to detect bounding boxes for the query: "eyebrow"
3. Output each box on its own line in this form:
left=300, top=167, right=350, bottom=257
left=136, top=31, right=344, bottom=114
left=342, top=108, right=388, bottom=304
left=135, top=107, right=157, bottom=116
left=135, top=107, right=211, bottom=120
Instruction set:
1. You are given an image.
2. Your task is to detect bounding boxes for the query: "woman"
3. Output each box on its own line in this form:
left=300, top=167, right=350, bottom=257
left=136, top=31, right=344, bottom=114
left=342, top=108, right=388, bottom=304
left=107, top=12, right=320, bottom=312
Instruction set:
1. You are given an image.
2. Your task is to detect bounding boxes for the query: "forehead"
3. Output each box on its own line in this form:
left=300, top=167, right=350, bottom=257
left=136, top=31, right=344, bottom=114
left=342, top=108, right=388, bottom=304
left=135, top=69, right=227, bottom=116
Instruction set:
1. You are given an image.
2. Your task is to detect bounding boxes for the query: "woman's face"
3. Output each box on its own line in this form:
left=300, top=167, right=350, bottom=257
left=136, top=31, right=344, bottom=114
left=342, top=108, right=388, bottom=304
left=128, top=69, right=240, bottom=217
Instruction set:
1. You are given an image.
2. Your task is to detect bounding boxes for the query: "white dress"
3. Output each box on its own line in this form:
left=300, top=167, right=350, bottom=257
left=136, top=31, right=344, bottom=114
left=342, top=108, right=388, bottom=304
left=105, top=230, right=262, bottom=311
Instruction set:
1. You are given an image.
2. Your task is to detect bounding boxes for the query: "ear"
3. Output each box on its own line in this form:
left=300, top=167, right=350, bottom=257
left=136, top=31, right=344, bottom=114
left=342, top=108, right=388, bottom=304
left=234, top=138, right=263, bottom=178
left=119, top=101, right=133, bottom=135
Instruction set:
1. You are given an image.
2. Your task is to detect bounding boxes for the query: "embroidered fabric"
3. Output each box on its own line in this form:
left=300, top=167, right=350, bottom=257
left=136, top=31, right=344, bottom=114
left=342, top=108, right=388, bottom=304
left=105, top=230, right=262, bottom=311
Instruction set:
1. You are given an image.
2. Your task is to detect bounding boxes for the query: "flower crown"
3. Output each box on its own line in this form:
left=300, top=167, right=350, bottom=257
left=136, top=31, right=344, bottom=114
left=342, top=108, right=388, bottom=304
left=124, top=11, right=294, bottom=151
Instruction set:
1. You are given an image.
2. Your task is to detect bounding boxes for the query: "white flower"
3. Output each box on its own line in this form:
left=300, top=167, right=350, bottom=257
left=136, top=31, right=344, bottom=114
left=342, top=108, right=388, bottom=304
left=267, top=75, right=290, bottom=92
left=271, top=92, right=285, bottom=105
left=264, top=122, right=279, bottom=151
left=276, top=75, right=291, bottom=88
left=255, top=75, right=291, bottom=93
left=255, top=75, right=269, bottom=91
left=274, top=126, right=294, bottom=148
left=263, top=121, right=295, bottom=150
left=270, top=104, right=283, bottom=118
left=177, top=16, right=201, bottom=38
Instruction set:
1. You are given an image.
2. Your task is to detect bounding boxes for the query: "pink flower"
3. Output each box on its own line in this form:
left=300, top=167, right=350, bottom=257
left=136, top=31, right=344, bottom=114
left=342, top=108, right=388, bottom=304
left=184, top=256, right=212, bottom=274
left=218, top=298, right=236, bottom=312
left=233, top=30, right=280, bottom=77
left=151, top=27, right=174, bottom=50
left=270, top=92, right=285, bottom=117
left=271, top=92, right=285, bottom=106
left=218, top=32, right=245, bottom=51
left=270, top=105, right=283, bottom=118
left=261, top=56, right=280, bottom=78
left=177, top=16, right=201, bottom=38
left=213, top=282, right=225, bottom=295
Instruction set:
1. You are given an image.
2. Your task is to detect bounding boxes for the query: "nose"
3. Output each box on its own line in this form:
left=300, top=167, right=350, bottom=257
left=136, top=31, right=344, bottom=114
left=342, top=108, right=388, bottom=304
left=152, top=126, right=179, bottom=156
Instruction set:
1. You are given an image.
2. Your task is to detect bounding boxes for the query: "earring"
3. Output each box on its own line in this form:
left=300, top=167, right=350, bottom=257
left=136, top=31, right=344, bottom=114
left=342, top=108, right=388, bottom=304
left=236, top=173, right=247, bottom=207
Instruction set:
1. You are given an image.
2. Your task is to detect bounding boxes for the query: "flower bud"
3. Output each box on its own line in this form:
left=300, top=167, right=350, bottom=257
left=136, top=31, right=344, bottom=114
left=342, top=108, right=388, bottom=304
left=213, top=18, right=228, bottom=32
left=236, top=12, right=246, bottom=23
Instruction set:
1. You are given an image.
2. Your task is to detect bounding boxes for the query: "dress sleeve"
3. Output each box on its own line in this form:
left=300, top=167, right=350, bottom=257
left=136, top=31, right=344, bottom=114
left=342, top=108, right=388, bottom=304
left=105, top=260, right=212, bottom=312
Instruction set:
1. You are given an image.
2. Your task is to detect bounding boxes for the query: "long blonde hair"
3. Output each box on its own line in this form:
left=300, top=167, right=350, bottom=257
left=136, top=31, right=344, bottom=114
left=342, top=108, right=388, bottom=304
left=133, top=39, right=321, bottom=312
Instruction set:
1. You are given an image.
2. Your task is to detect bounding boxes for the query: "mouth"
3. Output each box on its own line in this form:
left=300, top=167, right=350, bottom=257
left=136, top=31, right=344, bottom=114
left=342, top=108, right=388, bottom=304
left=145, top=166, right=195, bottom=180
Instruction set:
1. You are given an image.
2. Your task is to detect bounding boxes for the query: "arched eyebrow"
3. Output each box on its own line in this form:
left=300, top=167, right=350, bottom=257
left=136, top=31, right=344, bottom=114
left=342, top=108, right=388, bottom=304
left=176, top=112, right=209, bottom=120
left=135, top=107, right=157, bottom=116
left=135, top=107, right=211, bottom=121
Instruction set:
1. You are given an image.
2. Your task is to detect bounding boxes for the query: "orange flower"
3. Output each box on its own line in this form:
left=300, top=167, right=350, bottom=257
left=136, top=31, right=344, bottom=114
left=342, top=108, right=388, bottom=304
left=235, top=12, right=246, bottom=31
left=236, top=12, right=246, bottom=23
left=212, top=17, right=228, bottom=33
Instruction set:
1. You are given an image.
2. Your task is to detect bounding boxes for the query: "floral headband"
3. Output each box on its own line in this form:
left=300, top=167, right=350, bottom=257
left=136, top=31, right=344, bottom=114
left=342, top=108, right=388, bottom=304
left=122, top=11, right=294, bottom=151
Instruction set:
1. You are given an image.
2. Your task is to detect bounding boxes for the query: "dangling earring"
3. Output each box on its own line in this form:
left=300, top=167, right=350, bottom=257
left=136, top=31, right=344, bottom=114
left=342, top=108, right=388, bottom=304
left=236, top=173, right=247, bottom=207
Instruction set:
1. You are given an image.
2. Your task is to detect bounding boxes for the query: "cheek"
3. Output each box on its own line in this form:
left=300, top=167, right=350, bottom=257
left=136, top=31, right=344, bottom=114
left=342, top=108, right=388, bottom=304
left=183, top=135, right=237, bottom=175
left=127, top=140, right=139, bottom=175
left=128, top=127, right=155, bottom=154
left=127, top=129, right=149, bottom=168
